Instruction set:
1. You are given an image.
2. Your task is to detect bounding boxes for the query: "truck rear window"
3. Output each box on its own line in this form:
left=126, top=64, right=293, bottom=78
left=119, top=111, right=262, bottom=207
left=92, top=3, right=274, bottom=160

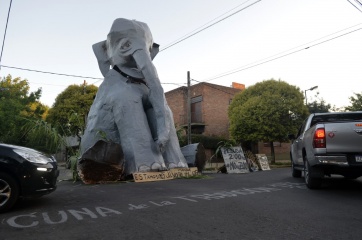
left=311, top=113, right=362, bottom=126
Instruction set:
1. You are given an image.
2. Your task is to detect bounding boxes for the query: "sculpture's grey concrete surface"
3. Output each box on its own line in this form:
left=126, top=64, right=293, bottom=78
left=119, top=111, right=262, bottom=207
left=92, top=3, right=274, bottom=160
left=80, top=18, right=188, bottom=177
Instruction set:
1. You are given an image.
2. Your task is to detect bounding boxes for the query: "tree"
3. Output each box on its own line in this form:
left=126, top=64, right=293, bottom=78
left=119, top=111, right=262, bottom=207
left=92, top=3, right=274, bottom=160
left=307, top=99, right=331, bottom=113
left=306, top=92, right=332, bottom=113
left=228, top=79, right=309, bottom=163
left=345, top=92, right=362, bottom=111
left=46, top=83, right=98, bottom=136
left=0, top=75, right=44, bottom=145
left=22, top=119, right=63, bottom=153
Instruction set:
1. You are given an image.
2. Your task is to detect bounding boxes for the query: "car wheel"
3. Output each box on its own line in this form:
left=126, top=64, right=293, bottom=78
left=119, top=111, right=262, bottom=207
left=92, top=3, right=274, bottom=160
left=304, top=159, right=322, bottom=189
left=291, top=155, right=302, bottom=178
left=0, top=172, right=19, bottom=213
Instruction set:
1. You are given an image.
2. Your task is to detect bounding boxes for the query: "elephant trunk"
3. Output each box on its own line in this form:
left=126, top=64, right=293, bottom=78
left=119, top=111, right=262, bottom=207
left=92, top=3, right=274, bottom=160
left=132, top=49, right=170, bottom=151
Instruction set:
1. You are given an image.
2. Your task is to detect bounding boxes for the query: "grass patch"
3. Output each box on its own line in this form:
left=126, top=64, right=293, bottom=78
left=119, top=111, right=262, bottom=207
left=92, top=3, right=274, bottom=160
left=177, top=174, right=212, bottom=179
left=270, top=161, right=291, bottom=168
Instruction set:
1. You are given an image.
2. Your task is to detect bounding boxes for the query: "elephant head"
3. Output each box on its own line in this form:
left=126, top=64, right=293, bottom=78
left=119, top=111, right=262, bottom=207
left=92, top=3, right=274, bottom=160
left=92, top=18, right=160, bottom=78
left=92, top=18, right=170, bottom=152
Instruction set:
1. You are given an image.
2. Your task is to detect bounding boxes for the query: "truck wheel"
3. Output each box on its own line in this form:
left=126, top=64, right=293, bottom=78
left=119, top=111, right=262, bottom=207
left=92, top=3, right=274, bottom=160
left=0, top=172, right=19, bottom=213
left=304, top=160, right=322, bottom=189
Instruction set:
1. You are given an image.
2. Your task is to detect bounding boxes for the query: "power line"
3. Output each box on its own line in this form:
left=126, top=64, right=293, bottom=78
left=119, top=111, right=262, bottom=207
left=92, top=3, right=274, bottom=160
left=191, top=79, right=238, bottom=95
left=0, top=3, right=359, bottom=87
left=2, top=23, right=360, bottom=87
left=0, top=64, right=186, bottom=87
left=347, top=0, right=362, bottom=13
left=1, top=0, right=261, bottom=81
left=2, top=23, right=360, bottom=86
left=0, top=0, right=13, bottom=72
left=160, top=0, right=258, bottom=50
left=161, top=83, right=186, bottom=87
left=159, top=0, right=261, bottom=52
left=0, top=65, right=103, bottom=80
left=26, top=81, right=69, bottom=87
left=201, top=25, right=362, bottom=83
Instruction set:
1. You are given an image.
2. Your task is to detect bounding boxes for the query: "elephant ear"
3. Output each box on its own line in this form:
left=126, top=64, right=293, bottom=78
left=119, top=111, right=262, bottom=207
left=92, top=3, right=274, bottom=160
left=92, top=41, right=111, bottom=77
left=150, top=43, right=160, bottom=60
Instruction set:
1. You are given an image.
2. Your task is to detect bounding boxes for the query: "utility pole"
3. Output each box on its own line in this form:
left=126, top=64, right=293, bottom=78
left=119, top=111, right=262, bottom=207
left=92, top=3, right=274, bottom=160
left=187, top=71, right=191, bottom=145
left=83, top=80, right=87, bottom=127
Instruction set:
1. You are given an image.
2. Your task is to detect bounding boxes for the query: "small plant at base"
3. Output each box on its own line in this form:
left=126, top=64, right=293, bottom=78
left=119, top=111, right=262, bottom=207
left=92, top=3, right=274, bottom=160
left=69, top=154, right=81, bottom=182
left=176, top=174, right=211, bottom=180
left=96, top=130, right=110, bottom=142
left=210, top=140, right=235, bottom=162
left=209, top=140, right=235, bottom=173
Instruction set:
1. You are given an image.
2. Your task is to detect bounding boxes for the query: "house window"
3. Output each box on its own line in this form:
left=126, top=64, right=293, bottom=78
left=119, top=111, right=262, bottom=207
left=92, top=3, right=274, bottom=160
left=191, top=96, right=203, bottom=123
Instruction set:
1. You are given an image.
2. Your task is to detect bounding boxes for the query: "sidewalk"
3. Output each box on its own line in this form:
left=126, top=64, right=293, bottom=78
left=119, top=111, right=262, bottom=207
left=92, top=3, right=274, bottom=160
left=57, top=162, right=73, bottom=181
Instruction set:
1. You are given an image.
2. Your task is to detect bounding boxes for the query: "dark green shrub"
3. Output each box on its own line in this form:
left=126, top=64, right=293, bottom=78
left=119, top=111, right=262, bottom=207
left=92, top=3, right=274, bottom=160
left=179, top=134, right=234, bottom=150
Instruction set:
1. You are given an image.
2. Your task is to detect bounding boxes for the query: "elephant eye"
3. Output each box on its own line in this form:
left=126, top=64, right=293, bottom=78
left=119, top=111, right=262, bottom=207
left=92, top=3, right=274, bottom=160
left=121, top=40, right=131, bottom=49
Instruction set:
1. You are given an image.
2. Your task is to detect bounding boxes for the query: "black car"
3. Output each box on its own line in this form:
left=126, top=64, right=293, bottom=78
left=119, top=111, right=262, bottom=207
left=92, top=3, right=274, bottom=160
left=0, top=143, right=59, bottom=213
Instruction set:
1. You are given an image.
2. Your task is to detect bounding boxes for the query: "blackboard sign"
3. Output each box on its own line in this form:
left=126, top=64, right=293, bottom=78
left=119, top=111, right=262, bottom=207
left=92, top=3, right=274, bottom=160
left=255, top=154, right=270, bottom=170
left=221, top=146, right=249, bottom=174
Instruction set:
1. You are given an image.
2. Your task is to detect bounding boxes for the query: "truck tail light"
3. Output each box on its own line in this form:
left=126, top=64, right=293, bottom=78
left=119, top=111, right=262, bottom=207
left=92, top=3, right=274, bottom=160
left=313, top=128, right=326, bottom=148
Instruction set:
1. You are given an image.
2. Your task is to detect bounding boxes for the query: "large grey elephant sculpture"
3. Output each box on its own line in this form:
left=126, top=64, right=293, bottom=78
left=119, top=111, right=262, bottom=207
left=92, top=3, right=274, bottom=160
left=79, top=18, right=188, bottom=178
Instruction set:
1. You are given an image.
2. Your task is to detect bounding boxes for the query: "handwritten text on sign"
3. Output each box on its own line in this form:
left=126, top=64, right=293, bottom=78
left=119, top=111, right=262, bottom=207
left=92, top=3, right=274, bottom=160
left=256, top=154, right=270, bottom=170
left=221, top=147, right=249, bottom=173
left=133, top=167, right=199, bottom=182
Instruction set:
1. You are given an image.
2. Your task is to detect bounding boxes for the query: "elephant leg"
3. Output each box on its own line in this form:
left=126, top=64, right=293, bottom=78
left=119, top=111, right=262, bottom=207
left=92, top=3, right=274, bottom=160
left=161, top=106, right=188, bottom=168
left=113, top=82, right=167, bottom=175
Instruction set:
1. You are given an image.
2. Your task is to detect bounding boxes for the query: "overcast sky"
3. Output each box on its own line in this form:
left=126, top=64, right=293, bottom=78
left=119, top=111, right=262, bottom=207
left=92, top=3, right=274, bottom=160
left=0, top=0, right=361, bottom=109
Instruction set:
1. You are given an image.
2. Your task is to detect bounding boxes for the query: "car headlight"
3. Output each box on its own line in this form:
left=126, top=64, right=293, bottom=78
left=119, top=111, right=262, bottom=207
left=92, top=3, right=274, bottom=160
left=13, top=149, right=52, bottom=164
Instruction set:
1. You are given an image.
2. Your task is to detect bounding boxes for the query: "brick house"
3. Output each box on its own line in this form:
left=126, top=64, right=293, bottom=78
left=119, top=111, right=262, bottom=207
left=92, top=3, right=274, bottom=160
left=165, top=82, right=290, bottom=159
left=165, top=82, right=244, bottom=138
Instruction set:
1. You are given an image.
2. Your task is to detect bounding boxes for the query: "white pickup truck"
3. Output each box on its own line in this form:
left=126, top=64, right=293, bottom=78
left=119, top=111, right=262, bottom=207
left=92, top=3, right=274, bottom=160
left=289, top=111, right=362, bottom=189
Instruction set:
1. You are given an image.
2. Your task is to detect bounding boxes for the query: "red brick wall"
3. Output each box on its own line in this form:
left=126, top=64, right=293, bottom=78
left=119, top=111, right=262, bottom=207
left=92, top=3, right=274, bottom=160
left=202, top=84, right=241, bottom=138
left=165, top=87, right=187, bottom=126
left=257, top=142, right=291, bottom=155
left=165, top=83, right=241, bottom=138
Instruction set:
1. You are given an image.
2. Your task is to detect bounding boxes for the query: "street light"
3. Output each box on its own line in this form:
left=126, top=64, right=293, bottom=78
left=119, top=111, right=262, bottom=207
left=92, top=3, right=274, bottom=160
left=304, top=86, right=318, bottom=105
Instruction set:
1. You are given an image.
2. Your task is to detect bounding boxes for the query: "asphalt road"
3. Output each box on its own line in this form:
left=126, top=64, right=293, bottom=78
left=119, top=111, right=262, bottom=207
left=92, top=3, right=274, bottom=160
left=1, top=168, right=362, bottom=240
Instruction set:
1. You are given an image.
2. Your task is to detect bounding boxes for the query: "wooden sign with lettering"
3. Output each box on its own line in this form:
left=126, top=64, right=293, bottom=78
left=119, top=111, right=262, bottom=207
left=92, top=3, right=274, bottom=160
left=133, top=167, right=199, bottom=183
left=221, top=146, right=249, bottom=174
left=255, top=154, right=270, bottom=170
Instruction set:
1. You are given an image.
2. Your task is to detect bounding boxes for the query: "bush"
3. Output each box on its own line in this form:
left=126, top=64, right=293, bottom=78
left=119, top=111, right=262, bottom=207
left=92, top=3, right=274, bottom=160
left=179, top=134, right=233, bottom=150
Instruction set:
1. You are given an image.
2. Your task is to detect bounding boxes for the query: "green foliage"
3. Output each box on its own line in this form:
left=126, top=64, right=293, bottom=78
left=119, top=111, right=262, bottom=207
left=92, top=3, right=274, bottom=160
left=96, top=130, right=110, bottom=142
left=176, top=174, right=211, bottom=179
left=306, top=92, right=333, bottom=113
left=210, top=140, right=236, bottom=160
left=69, top=155, right=80, bottom=182
left=0, top=75, right=45, bottom=145
left=22, top=119, right=63, bottom=153
left=46, top=83, right=98, bottom=135
left=175, top=125, right=184, bottom=142
left=228, top=79, right=309, bottom=142
left=345, top=92, right=362, bottom=111
left=307, top=99, right=331, bottom=113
